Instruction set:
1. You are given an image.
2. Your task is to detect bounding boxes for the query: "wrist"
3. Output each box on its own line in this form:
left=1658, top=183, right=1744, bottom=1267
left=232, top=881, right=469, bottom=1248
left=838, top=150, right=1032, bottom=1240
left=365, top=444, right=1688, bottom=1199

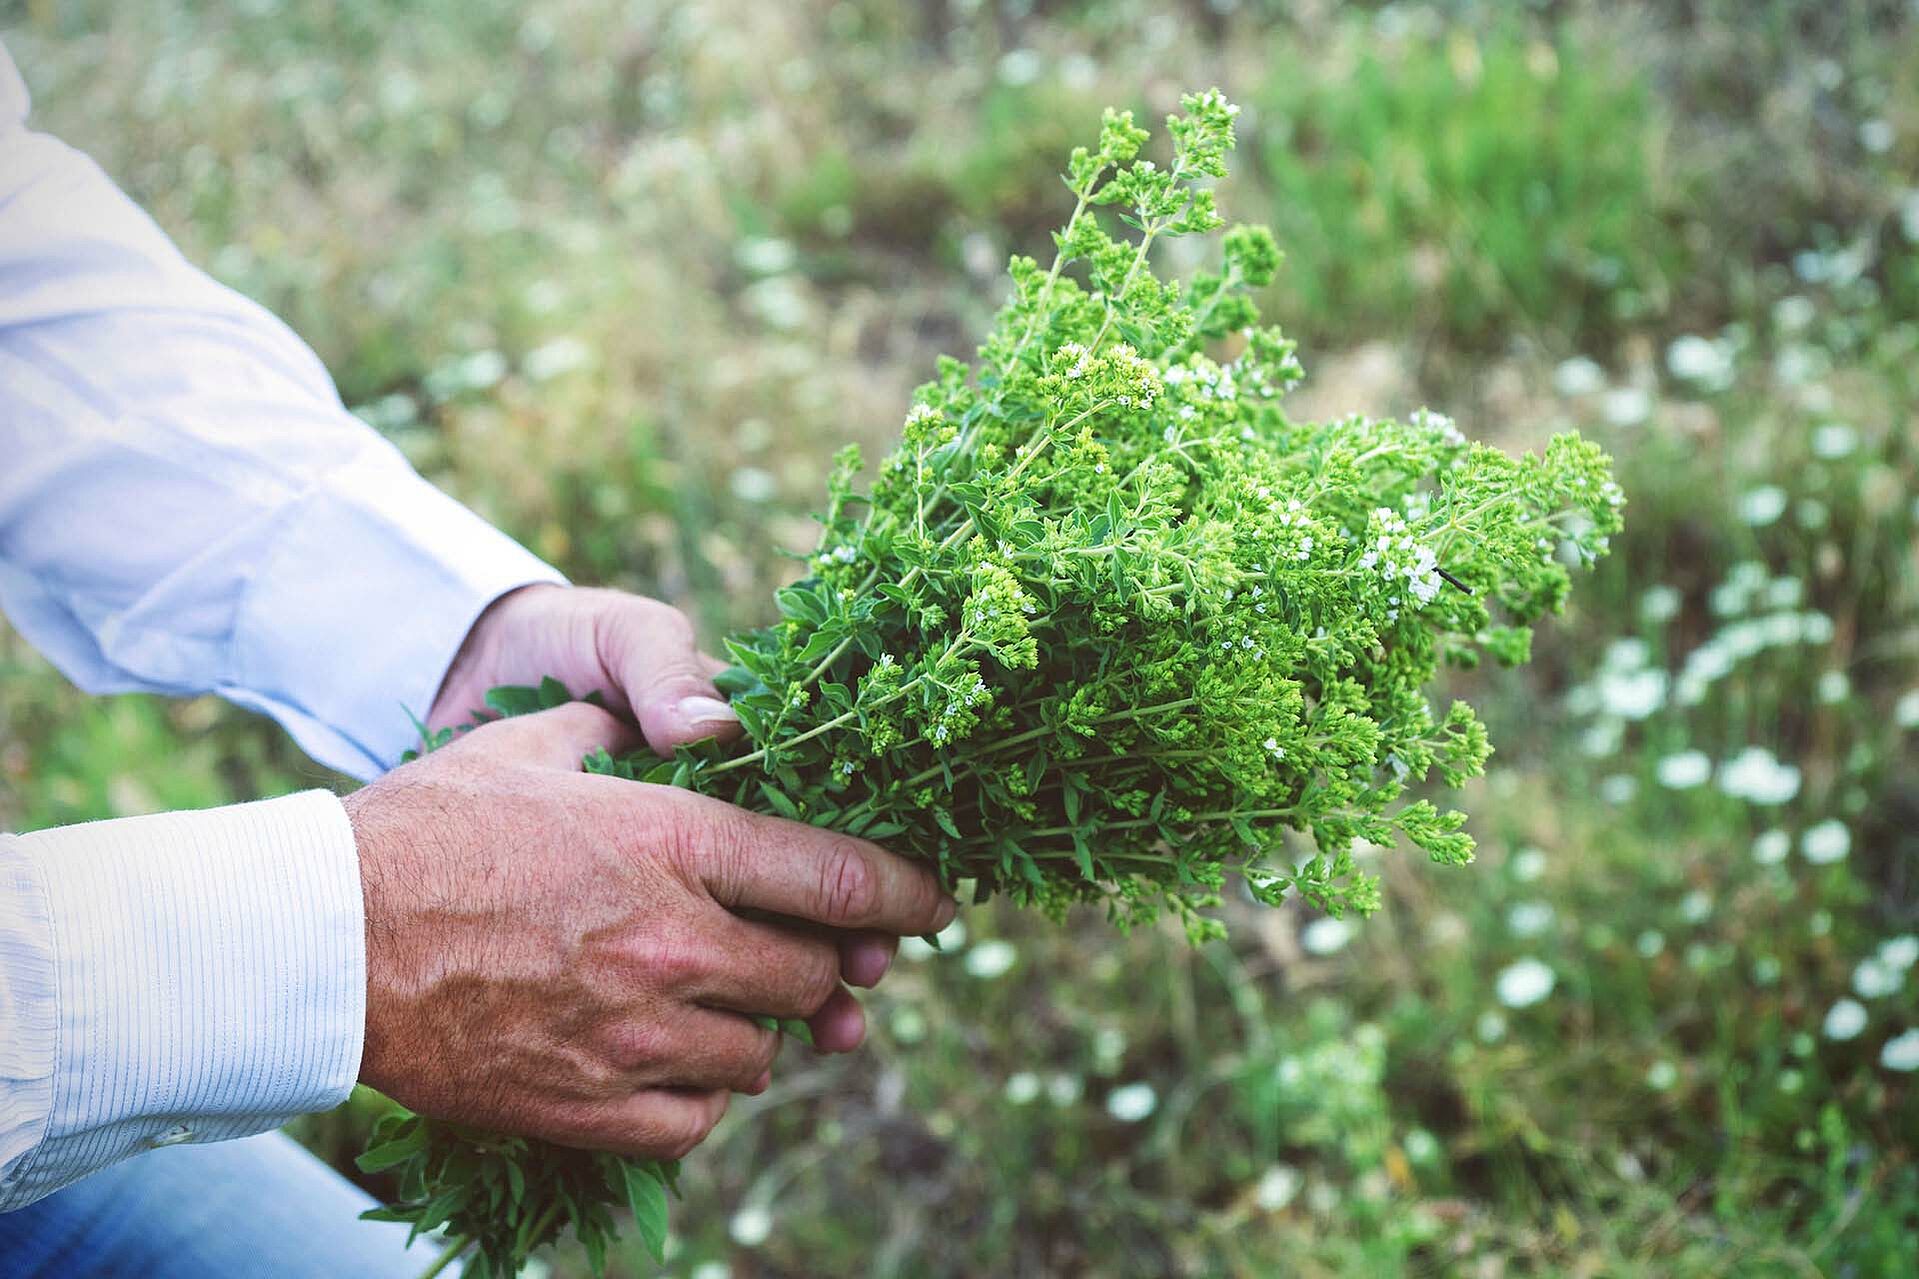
left=429, top=582, right=566, bottom=730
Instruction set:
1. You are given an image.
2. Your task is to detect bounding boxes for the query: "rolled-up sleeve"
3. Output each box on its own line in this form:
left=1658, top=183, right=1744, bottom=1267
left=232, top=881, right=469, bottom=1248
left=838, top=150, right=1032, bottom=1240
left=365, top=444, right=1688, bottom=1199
left=0, top=791, right=365, bottom=1210
left=0, top=43, right=563, bottom=782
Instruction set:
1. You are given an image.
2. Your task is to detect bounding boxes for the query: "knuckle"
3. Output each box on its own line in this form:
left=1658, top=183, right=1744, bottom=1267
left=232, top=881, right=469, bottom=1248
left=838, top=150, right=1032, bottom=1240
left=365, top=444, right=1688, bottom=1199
left=797, top=947, right=841, bottom=1013
left=629, top=595, right=694, bottom=644
left=662, top=1100, right=725, bottom=1161
left=653, top=800, right=711, bottom=874
left=754, top=1027, right=782, bottom=1074
left=637, top=931, right=709, bottom=991
left=817, top=841, right=879, bottom=926
left=602, top=1019, right=671, bottom=1073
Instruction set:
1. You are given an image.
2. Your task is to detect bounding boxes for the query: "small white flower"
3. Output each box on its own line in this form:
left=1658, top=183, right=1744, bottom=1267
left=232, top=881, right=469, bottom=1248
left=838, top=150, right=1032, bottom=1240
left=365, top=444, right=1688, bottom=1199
left=1105, top=1082, right=1157, bottom=1123
left=1599, top=668, right=1669, bottom=721
left=964, top=939, right=1018, bottom=979
left=1738, top=485, right=1789, bottom=526
left=1854, top=957, right=1904, bottom=1000
left=1552, top=356, right=1607, bottom=398
left=729, top=1205, right=774, bottom=1247
left=1599, top=774, right=1638, bottom=805
left=1823, top=997, right=1868, bottom=1041
left=1639, top=584, right=1683, bottom=623
left=1646, top=1060, right=1678, bottom=1090
left=1680, top=891, right=1712, bottom=924
left=1878, top=936, right=1919, bottom=972
left=1300, top=917, right=1352, bottom=956
left=1752, top=829, right=1791, bottom=866
left=1812, top=422, right=1859, bottom=459
left=1655, top=750, right=1713, bottom=789
left=1667, top=334, right=1732, bottom=388
left=1636, top=929, right=1665, bottom=958
left=1894, top=689, right=1919, bottom=730
left=1004, top=1071, right=1041, bottom=1104
left=1495, top=958, right=1556, bottom=1009
left=1717, top=746, right=1801, bottom=805
left=1255, top=1164, right=1302, bottom=1211
left=1512, top=847, right=1548, bottom=881
left=1816, top=670, right=1850, bottom=704
left=1802, top=819, right=1851, bottom=865
left=1881, top=1029, right=1919, bottom=1072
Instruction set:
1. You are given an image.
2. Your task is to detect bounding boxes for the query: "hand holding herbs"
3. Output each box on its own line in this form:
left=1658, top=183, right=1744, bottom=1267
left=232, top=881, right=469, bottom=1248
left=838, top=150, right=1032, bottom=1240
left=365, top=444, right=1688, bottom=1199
left=361, top=89, right=1621, bottom=1275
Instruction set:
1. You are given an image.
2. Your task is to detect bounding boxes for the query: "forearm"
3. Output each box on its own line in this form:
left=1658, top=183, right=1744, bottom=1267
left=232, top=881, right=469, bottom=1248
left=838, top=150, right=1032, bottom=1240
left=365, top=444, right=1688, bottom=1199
left=0, top=793, right=364, bottom=1211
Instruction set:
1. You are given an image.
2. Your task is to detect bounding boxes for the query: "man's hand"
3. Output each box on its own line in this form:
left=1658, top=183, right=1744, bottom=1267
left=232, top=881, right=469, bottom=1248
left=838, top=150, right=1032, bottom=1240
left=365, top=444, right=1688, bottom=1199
left=345, top=702, right=956, bottom=1160
left=429, top=584, right=904, bottom=994
left=430, top=583, right=742, bottom=754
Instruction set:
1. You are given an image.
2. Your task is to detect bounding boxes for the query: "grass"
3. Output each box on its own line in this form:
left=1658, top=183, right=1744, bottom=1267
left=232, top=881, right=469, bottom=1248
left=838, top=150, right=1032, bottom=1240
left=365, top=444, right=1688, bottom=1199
left=3, top=1, right=1916, bottom=1275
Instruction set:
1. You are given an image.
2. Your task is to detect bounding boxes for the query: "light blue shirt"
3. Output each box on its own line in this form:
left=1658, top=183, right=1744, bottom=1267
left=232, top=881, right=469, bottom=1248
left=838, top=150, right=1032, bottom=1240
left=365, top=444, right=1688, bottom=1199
left=0, top=44, right=563, bottom=1208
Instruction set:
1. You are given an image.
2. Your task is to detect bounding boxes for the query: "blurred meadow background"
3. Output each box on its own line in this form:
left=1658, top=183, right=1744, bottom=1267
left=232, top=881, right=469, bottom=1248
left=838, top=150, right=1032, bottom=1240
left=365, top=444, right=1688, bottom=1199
left=4, top=0, right=1918, bottom=1274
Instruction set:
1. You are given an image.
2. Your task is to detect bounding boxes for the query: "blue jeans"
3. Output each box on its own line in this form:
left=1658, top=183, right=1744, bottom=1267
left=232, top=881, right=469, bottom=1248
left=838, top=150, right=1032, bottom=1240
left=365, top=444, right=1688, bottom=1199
left=0, top=1131, right=422, bottom=1278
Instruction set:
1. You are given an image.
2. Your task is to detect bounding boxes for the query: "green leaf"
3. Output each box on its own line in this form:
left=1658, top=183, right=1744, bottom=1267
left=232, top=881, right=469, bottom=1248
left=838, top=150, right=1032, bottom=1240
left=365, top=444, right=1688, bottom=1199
left=1072, top=830, right=1095, bottom=882
left=758, top=782, right=802, bottom=820
left=484, top=684, right=546, bottom=718
left=355, top=1124, right=428, bottom=1174
left=538, top=675, right=572, bottom=708
left=622, top=1162, right=671, bottom=1264
left=505, top=1157, right=525, bottom=1207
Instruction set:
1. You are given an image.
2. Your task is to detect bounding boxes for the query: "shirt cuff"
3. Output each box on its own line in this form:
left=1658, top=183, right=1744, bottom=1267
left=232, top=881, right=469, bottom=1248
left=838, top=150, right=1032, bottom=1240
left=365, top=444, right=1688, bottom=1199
left=228, top=443, right=565, bottom=781
left=0, top=791, right=364, bottom=1210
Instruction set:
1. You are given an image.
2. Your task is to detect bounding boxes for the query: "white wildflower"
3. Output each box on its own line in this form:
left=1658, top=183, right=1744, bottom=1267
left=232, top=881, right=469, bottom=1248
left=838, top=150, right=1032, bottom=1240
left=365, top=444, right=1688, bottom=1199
left=1881, top=1029, right=1919, bottom=1072
left=1716, top=746, right=1801, bottom=805
left=1104, top=1082, right=1157, bottom=1123
left=964, top=939, right=1018, bottom=979
left=1738, top=485, right=1789, bottom=526
left=1655, top=750, right=1712, bottom=789
left=1495, top=958, right=1556, bottom=1009
left=1752, top=829, right=1791, bottom=866
left=1256, top=1164, right=1302, bottom=1211
left=1823, top=997, right=1868, bottom=1042
left=1854, top=957, right=1904, bottom=1000
left=1802, top=819, right=1851, bottom=865
left=1301, top=917, right=1353, bottom=956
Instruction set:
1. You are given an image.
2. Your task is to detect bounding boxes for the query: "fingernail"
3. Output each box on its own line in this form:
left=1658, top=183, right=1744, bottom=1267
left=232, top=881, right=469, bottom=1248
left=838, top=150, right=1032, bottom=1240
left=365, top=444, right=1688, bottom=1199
left=677, top=695, right=737, bottom=727
left=934, top=896, right=959, bottom=929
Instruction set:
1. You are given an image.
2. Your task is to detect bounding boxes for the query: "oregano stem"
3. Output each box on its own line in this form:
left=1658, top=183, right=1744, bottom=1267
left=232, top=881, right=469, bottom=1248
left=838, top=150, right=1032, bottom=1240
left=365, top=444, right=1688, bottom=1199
left=415, top=1235, right=471, bottom=1279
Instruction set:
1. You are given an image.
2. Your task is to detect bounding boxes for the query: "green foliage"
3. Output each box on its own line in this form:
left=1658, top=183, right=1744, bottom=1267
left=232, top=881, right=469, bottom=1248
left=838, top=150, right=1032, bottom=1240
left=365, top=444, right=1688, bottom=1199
left=681, top=91, right=1617, bottom=935
left=365, top=89, right=1616, bottom=1275
left=1253, top=24, right=1677, bottom=346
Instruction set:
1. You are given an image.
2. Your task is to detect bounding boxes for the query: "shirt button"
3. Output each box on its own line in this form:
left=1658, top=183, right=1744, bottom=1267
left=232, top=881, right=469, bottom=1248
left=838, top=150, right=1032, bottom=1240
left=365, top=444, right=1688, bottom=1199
left=146, top=1124, right=194, bottom=1149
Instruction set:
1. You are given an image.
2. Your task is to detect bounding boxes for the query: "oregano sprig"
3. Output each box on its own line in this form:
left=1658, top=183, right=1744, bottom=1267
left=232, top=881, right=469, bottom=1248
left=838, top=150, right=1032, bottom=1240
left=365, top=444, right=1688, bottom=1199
left=364, top=89, right=1621, bottom=1276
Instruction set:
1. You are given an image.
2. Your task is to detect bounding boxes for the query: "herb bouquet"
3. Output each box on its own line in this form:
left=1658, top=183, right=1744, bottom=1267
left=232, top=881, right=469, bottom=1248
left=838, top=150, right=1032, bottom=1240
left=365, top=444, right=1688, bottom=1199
left=362, top=90, right=1622, bottom=1276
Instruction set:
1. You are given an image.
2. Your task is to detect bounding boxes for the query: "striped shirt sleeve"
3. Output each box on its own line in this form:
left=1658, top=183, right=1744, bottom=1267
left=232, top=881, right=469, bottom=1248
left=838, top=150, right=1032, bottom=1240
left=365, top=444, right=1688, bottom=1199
left=0, top=791, right=365, bottom=1211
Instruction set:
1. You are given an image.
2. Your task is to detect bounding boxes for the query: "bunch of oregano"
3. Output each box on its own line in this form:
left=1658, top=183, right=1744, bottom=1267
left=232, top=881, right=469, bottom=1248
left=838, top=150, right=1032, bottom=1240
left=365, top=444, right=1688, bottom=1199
left=361, top=89, right=1622, bottom=1276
